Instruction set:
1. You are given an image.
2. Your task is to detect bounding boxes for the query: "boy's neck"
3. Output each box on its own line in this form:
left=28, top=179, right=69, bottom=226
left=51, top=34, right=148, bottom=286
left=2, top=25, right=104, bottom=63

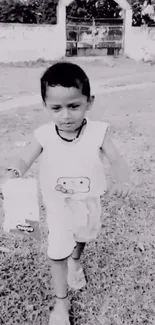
left=55, top=118, right=87, bottom=141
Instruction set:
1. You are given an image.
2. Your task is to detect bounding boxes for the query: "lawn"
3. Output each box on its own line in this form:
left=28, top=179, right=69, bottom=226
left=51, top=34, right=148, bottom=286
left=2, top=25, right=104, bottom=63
left=0, top=59, right=155, bottom=325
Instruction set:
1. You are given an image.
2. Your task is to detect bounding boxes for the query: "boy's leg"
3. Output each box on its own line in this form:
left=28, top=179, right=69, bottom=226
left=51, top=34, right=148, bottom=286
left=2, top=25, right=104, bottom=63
left=49, top=257, right=70, bottom=323
left=71, top=242, right=86, bottom=271
left=68, top=242, right=87, bottom=290
left=50, top=257, right=68, bottom=300
left=72, top=242, right=86, bottom=259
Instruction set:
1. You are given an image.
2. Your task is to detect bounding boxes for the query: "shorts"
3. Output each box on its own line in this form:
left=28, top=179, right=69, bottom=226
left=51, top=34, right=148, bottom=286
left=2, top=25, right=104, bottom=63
left=44, top=196, right=102, bottom=260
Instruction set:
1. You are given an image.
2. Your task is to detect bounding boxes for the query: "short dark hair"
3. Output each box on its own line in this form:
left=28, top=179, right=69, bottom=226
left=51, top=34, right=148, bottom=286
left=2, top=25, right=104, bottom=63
left=40, top=61, right=91, bottom=103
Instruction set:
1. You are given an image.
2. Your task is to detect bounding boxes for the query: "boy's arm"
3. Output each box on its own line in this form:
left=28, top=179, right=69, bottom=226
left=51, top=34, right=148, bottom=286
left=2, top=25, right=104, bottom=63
left=3, top=136, right=43, bottom=179
left=0, top=136, right=43, bottom=199
left=100, top=128, right=131, bottom=195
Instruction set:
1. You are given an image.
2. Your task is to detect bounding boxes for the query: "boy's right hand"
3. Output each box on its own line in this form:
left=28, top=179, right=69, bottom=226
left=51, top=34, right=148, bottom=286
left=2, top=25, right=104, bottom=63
left=0, top=170, right=19, bottom=200
left=0, top=191, right=3, bottom=199
left=0, top=175, right=11, bottom=200
left=0, top=183, right=4, bottom=199
left=0, top=178, right=5, bottom=199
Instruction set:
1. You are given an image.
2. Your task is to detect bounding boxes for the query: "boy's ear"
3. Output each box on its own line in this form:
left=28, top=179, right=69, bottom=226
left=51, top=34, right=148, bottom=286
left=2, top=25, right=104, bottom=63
left=87, top=95, right=95, bottom=111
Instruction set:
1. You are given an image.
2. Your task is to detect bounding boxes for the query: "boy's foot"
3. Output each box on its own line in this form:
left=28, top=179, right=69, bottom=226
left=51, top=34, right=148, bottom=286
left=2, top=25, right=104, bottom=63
left=67, top=257, right=87, bottom=290
left=49, top=296, right=70, bottom=325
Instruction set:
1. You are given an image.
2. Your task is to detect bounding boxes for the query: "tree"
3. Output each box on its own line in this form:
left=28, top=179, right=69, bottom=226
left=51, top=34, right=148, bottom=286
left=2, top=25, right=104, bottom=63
left=36, top=0, right=58, bottom=24
left=0, top=0, right=58, bottom=24
left=0, top=0, right=154, bottom=26
left=141, top=0, right=155, bottom=24
left=131, top=0, right=155, bottom=26
left=67, top=0, right=155, bottom=26
left=67, top=0, right=122, bottom=21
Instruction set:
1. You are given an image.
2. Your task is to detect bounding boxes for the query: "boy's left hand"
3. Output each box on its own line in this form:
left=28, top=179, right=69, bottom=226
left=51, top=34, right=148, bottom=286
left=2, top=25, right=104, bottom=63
left=106, top=182, right=131, bottom=199
left=100, top=127, right=132, bottom=200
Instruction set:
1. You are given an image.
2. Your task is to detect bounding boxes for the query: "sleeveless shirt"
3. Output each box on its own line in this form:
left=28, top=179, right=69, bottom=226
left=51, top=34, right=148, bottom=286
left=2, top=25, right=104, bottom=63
left=34, top=118, right=109, bottom=201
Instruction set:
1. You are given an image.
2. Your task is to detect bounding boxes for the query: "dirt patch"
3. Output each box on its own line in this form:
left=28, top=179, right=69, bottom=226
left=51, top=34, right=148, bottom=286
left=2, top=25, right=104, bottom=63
left=0, top=57, right=154, bottom=103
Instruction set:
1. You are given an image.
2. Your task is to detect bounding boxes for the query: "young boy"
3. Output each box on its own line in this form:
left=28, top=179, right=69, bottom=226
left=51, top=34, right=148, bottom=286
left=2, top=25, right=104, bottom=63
left=0, top=62, right=131, bottom=325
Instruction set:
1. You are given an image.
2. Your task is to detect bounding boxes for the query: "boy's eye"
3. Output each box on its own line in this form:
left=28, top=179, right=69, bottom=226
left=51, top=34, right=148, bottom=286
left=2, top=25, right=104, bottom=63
left=69, top=105, right=80, bottom=110
left=51, top=104, right=80, bottom=111
left=52, top=106, right=61, bottom=111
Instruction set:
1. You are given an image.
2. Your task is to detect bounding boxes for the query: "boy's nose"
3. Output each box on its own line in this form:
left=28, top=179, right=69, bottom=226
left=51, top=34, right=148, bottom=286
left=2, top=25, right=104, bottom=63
left=61, top=108, right=70, bottom=119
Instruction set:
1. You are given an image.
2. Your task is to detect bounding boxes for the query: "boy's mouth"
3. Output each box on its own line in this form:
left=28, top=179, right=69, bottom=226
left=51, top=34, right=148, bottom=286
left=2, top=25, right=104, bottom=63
left=57, top=122, right=74, bottom=131
left=62, top=122, right=74, bottom=127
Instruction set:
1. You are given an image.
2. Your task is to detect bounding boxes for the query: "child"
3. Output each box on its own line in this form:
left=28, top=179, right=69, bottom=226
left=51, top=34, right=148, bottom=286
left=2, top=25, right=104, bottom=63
left=0, top=62, right=131, bottom=325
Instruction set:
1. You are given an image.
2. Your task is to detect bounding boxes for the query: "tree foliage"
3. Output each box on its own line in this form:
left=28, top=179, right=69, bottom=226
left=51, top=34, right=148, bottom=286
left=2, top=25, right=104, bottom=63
left=0, top=0, right=122, bottom=24
left=131, top=0, right=144, bottom=25
left=67, top=0, right=121, bottom=20
left=0, top=0, right=58, bottom=24
left=0, top=0, right=154, bottom=26
left=131, top=0, right=155, bottom=26
left=67, top=0, right=155, bottom=26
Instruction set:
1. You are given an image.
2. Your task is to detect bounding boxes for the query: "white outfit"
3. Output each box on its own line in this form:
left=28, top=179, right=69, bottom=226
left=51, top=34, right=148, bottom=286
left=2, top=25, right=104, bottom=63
left=34, top=118, right=109, bottom=259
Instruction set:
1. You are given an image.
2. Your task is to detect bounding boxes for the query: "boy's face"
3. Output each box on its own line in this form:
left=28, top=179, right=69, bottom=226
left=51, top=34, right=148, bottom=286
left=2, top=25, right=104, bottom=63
left=45, top=86, right=94, bottom=132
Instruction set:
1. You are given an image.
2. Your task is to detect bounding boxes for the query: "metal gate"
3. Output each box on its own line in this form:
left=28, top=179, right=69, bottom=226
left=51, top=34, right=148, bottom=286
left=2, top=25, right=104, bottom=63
left=66, top=18, right=124, bottom=56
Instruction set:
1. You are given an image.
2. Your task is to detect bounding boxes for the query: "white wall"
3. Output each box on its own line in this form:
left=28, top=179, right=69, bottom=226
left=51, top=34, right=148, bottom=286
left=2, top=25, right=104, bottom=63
left=125, top=24, right=155, bottom=61
left=0, top=4, right=66, bottom=63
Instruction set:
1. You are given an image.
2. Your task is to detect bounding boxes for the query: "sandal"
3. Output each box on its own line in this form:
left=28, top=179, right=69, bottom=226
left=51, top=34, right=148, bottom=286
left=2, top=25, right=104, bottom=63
left=49, top=296, right=70, bottom=325
left=67, top=258, right=87, bottom=290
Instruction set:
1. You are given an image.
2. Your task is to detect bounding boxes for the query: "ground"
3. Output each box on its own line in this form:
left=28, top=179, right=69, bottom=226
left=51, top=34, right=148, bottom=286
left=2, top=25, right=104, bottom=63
left=0, top=57, right=155, bottom=325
